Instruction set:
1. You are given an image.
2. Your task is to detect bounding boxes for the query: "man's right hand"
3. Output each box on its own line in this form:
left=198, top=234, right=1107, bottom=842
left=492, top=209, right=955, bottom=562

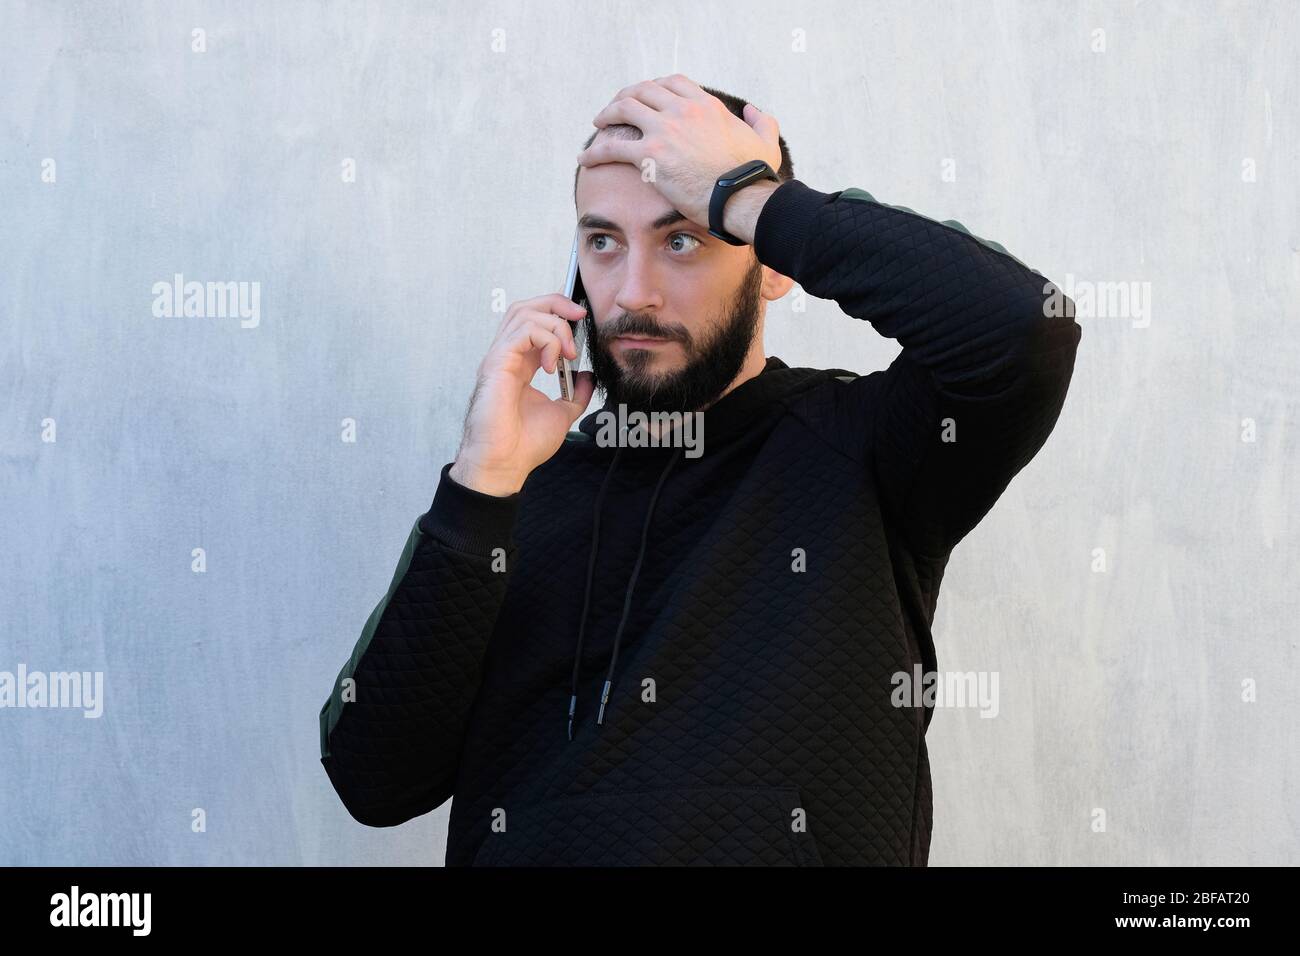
left=449, top=294, right=596, bottom=496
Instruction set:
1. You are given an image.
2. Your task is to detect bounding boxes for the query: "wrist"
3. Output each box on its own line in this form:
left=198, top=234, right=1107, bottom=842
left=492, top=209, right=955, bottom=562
left=449, top=458, right=525, bottom=497
left=420, top=461, right=523, bottom=553
left=720, top=179, right=782, bottom=247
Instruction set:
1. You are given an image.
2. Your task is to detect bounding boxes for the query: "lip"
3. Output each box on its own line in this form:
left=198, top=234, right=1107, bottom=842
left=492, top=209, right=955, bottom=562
left=614, top=336, right=673, bottom=347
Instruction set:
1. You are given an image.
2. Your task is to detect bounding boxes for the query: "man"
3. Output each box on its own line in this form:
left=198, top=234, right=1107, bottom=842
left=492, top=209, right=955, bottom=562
left=319, top=75, right=1082, bottom=865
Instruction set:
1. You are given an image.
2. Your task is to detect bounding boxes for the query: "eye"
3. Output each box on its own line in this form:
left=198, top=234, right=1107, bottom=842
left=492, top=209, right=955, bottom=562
left=585, top=232, right=703, bottom=255
left=667, top=232, right=702, bottom=254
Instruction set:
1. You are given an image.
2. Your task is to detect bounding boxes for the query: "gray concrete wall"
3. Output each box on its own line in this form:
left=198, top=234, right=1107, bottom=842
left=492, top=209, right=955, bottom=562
left=1, top=0, right=1295, bottom=865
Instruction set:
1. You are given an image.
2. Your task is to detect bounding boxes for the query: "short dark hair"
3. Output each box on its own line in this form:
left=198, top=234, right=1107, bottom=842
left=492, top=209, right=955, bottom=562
left=574, top=83, right=793, bottom=205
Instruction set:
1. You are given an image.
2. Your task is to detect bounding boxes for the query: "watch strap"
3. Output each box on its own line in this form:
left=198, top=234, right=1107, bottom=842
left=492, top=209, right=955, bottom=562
left=708, top=160, right=779, bottom=245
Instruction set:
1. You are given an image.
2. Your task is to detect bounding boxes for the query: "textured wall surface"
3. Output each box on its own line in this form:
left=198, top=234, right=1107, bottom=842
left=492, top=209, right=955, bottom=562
left=1, top=0, right=1295, bottom=866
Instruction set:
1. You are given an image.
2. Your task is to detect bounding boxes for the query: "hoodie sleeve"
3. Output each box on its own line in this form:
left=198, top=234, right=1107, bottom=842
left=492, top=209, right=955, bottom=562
left=753, top=179, right=1082, bottom=559
left=318, top=462, right=520, bottom=827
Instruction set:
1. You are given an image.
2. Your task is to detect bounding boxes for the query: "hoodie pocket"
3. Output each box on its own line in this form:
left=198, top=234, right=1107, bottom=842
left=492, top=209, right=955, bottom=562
left=471, top=785, right=823, bottom=866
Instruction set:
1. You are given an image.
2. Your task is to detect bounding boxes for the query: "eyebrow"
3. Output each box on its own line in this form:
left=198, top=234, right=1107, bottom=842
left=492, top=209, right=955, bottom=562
left=578, top=209, right=690, bottom=233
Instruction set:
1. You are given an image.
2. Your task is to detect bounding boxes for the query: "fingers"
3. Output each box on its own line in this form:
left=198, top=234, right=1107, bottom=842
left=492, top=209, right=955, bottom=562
left=589, top=76, right=711, bottom=142
left=560, top=370, right=596, bottom=413
left=603, top=80, right=677, bottom=117
left=577, top=134, right=646, bottom=168
left=591, top=95, right=658, bottom=133
left=744, top=102, right=781, bottom=142
left=608, top=75, right=706, bottom=108
left=495, top=295, right=585, bottom=348
left=514, top=321, right=563, bottom=373
left=502, top=294, right=587, bottom=327
left=495, top=293, right=584, bottom=331
left=652, top=74, right=708, bottom=100
left=499, top=310, right=581, bottom=375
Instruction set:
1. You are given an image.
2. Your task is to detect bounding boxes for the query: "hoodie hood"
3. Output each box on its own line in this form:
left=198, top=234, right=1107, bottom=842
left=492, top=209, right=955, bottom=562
left=566, top=356, right=853, bottom=740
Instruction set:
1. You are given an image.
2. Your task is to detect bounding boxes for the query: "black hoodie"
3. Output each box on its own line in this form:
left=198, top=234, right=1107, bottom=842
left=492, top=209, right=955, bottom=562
left=319, top=178, right=1082, bottom=865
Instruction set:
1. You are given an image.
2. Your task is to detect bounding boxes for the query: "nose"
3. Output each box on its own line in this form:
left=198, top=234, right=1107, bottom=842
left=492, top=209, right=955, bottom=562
left=613, top=245, right=665, bottom=317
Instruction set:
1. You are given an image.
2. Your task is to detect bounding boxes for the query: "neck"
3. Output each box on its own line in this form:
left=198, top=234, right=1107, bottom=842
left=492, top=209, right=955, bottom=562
left=635, top=346, right=768, bottom=441
left=705, top=346, right=768, bottom=411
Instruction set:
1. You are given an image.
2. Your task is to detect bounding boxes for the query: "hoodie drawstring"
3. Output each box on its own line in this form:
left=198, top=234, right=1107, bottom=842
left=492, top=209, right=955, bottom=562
left=567, top=445, right=683, bottom=740
left=568, top=446, right=622, bottom=741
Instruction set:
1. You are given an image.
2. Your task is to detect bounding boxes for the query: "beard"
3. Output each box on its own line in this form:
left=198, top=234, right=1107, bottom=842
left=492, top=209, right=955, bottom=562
left=583, top=254, right=764, bottom=415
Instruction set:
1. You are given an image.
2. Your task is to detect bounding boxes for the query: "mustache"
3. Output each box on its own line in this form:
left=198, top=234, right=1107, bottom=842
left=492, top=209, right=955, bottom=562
left=594, top=314, right=689, bottom=343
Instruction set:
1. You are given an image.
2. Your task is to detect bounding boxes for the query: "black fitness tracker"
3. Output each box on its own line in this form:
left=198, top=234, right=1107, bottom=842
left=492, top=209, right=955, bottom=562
left=708, top=159, right=780, bottom=245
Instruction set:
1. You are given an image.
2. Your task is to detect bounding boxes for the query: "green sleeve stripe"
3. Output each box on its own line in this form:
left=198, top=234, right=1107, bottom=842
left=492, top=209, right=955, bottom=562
left=838, top=186, right=1038, bottom=274
left=318, top=517, right=426, bottom=759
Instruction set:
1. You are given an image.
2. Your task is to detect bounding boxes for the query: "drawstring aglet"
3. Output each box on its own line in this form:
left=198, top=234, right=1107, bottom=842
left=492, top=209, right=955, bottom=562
left=596, top=679, right=613, bottom=725
left=567, top=693, right=578, bottom=741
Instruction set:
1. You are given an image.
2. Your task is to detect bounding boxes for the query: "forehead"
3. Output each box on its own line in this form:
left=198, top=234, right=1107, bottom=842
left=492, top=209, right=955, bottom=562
left=575, top=160, right=680, bottom=232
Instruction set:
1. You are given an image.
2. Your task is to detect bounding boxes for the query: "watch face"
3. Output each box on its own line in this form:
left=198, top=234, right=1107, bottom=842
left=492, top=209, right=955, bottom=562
left=728, top=159, right=759, bottom=182
left=712, top=161, right=773, bottom=244
left=727, top=161, right=773, bottom=187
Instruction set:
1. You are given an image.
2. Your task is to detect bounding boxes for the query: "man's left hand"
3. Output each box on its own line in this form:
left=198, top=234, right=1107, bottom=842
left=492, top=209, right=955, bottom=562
left=576, top=74, right=783, bottom=233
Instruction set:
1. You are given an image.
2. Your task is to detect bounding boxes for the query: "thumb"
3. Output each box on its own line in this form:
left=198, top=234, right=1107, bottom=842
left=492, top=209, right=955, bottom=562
left=562, top=370, right=596, bottom=416
left=743, top=102, right=779, bottom=144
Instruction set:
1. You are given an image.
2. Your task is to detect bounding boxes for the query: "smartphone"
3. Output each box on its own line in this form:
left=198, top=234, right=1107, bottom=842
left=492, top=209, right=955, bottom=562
left=556, top=227, right=589, bottom=402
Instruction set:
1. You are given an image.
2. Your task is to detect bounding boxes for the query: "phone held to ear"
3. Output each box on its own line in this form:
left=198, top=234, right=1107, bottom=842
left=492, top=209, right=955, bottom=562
left=557, top=227, right=589, bottom=402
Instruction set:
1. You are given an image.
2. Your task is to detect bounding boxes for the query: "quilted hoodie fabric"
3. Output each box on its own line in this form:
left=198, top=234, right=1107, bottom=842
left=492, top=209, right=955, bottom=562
left=319, top=178, right=1082, bottom=865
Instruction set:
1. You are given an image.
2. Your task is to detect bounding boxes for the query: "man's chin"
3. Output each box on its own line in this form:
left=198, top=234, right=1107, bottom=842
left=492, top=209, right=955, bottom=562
left=615, top=355, right=683, bottom=381
left=614, top=342, right=683, bottom=367
left=599, top=369, right=678, bottom=409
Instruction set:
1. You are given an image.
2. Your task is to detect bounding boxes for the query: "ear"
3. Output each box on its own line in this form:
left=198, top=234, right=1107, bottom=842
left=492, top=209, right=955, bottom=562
left=760, top=265, right=796, bottom=302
